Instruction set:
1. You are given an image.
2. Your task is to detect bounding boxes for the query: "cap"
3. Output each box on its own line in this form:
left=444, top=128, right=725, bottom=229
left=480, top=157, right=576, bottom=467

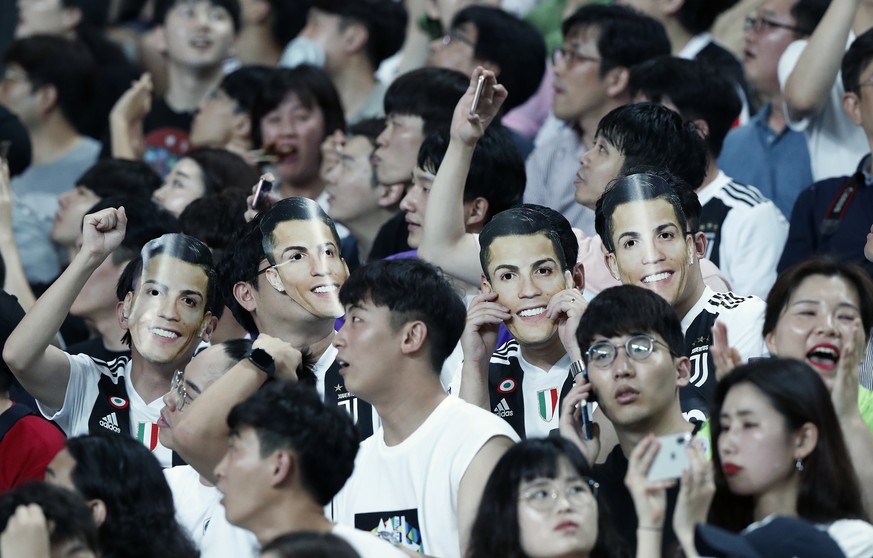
left=695, top=516, right=846, bottom=558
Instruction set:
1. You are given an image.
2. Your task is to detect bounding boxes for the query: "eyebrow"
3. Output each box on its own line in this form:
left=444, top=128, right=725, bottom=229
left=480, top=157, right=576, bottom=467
left=720, top=409, right=755, bottom=420
left=790, top=299, right=859, bottom=308
left=617, top=222, right=678, bottom=241
left=185, top=379, right=203, bottom=396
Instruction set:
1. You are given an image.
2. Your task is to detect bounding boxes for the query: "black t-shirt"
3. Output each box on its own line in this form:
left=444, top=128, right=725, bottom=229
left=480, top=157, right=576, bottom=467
left=369, top=211, right=412, bottom=261
left=141, top=98, right=195, bottom=177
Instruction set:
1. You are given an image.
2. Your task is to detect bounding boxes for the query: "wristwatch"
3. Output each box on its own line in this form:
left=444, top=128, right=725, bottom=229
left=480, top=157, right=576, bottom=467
left=247, top=348, right=276, bottom=379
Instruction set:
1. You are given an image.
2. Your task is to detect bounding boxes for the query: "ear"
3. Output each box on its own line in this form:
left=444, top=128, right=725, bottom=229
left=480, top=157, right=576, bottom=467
left=693, top=232, right=707, bottom=260
left=269, top=449, right=294, bottom=487
left=248, top=0, right=271, bottom=24
left=377, top=183, right=406, bottom=209
left=199, top=313, right=219, bottom=341
left=342, top=21, right=369, bottom=55
left=481, top=274, right=492, bottom=293
left=675, top=355, right=691, bottom=387
left=843, top=92, right=864, bottom=126
left=35, top=83, right=59, bottom=116
left=605, top=251, right=620, bottom=281
left=231, top=113, right=252, bottom=143
left=604, top=66, right=630, bottom=99
left=764, top=330, right=777, bottom=355
left=793, top=422, right=819, bottom=460
left=571, top=262, right=585, bottom=291
left=233, top=281, right=258, bottom=312
left=685, top=234, right=696, bottom=266
left=121, top=292, right=133, bottom=323
left=116, top=301, right=129, bottom=330
left=87, top=499, right=107, bottom=527
left=265, top=267, right=286, bottom=293
left=692, top=118, right=710, bottom=141
left=400, top=321, right=428, bottom=356
left=463, top=197, right=489, bottom=229
left=154, top=25, right=169, bottom=57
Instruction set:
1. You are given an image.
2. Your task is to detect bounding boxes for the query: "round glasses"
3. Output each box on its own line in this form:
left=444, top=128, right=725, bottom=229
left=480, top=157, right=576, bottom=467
left=519, top=478, right=599, bottom=512
left=170, top=369, right=194, bottom=412
left=586, top=334, right=675, bottom=369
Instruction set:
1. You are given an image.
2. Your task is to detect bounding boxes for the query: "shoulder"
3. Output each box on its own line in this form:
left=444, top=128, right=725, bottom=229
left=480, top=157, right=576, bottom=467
left=825, top=519, right=873, bottom=558
left=707, top=291, right=765, bottom=313
left=718, top=180, right=769, bottom=209
left=491, top=339, right=521, bottom=363
left=332, top=524, right=408, bottom=558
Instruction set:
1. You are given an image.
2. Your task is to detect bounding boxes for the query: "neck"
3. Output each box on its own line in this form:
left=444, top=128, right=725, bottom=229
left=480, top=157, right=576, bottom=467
left=753, top=477, right=800, bottom=521
left=236, top=26, right=281, bottom=67
left=165, top=62, right=224, bottom=113
left=29, top=119, right=82, bottom=165
left=520, top=335, right=567, bottom=371
left=665, top=20, right=695, bottom=55
left=90, top=312, right=129, bottom=352
left=698, top=158, right=720, bottom=192
left=331, top=60, right=377, bottom=122
left=616, top=403, right=693, bottom=458
left=250, top=496, right=334, bottom=546
left=129, top=351, right=186, bottom=404
left=675, top=273, right=706, bottom=322
left=766, top=98, right=787, bottom=134
left=373, top=365, right=447, bottom=446
left=278, top=175, right=325, bottom=201
left=343, top=208, right=395, bottom=262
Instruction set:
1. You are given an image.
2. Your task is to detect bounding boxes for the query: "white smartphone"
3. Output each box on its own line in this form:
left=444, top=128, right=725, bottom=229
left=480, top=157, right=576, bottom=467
left=469, top=75, right=485, bottom=116
left=646, top=432, right=692, bottom=481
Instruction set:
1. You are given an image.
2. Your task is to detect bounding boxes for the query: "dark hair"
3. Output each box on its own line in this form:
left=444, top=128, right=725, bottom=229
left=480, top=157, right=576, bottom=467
left=562, top=4, right=670, bottom=79
left=576, top=284, right=685, bottom=363
left=791, top=0, right=830, bottom=37
left=339, top=259, right=467, bottom=372
left=383, top=67, right=469, bottom=136
left=3, top=35, right=97, bottom=132
left=348, top=117, right=385, bottom=143
left=216, top=217, right=265, bottom=335
left=265, top=0, right=311, bottom=47
left=76, top=158, right=162, bottom=200
left=153, top=0, right=241, bottom=31
left=61, top=0, right=111, bottom=29
left=251, top=65, right=345, bottom=149
left=0, top=482, right=98, bottom=553
left=467, top=437, right=628, bottom=558
left=182, top=147, right=259, bottom=196
left=451, top=6, right=546, bottom=112
left=417, top=125, right=525, bottom=222
left=227, top=382, right=359, bottom=505
left=763, top=256, right=873, bottom=340
left=596, top=103, right=708, bottom=190
left=479, top=204, right=577, bottom=281
left=313, top=0, right=408, bottom=69
left=260, top=197, right=342, bottom=266
left=595, top=172, right=689, bottom=253
left=260, top=531, right=361, bottom=558
left=66, top=434, right=198, bottom=558
left=617, top=165, right=703, bottom=233
left=675, top=0, right=738, bottom=35
left=629, top=56, right=741, bottom=158
left=219, top=65, right=275, bottom=116
left=709, top=359, right=868, bottom=531
left=179, top=189, right=249, bottom=261
left=842, top=27, right=873, bottom=94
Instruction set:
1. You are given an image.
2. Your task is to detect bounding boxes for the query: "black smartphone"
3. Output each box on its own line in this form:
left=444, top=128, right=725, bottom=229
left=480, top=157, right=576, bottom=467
left=570, top=362, right=593, bottom=440
left=251, top=174, right=274, bottom=211
left=469, top=75, right=485, bottom=116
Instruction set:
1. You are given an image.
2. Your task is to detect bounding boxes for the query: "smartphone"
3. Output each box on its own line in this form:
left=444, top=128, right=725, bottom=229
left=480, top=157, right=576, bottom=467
left=569, top=362, right=593, bottom=440
left=251, top=174, right=274, bottom=211
left=647, top=432, right=692, bottom=481
left=469, top=75, right=485, bottom=116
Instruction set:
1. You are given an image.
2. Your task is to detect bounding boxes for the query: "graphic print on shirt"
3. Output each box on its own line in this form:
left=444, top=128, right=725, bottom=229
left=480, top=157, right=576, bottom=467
left=356, top=508, right=424, bottom=553
left=324, top=360, right=374, bottom=440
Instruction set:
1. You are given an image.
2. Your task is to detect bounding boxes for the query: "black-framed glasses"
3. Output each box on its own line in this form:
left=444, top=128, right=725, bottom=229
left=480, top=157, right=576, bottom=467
left=586, top=334, right=675, bottom=369
left=744, top=15, right=806, bottom=35
left=171, top=369, right=194, bottom=411
left=440, top=31, right=475, bottom=48
left=552, top=47, right=601, bottom=67
left=519, top=477, right=600, bottom=512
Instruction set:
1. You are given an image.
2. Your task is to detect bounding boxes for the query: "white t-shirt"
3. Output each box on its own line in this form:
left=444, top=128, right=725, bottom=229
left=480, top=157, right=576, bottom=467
left=39, top=353, right=172, bottom=467
left=331, top=395, right=519, bottom=558
left=332, top=524, right=409, bottom=558
left=778, top=38, right=869, bottom=182
left=826, top=518, right=873, bottom=558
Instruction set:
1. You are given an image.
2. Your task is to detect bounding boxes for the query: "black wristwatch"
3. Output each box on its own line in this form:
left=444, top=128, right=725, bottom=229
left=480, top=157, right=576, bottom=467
left=247, top=348, right=276, bottom=379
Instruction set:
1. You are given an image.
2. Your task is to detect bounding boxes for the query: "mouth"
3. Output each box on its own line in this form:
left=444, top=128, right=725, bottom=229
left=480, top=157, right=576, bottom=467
left=370, top=153, right=383, bottom=166
left=722, top=462, right=743, bottom=477
left=574, top=171, right=585, bottom=184
left=517, top=306, right=547, bottom=320
left=311, top=284, right=339, bottom=295
left=805, top=343, right=840, bottom=371
left=189, top=37, right=214, bottom=50
left=614, top=386, right=640, bottom=405
left=336, top=358, right=349, bottom=375
left=265, top=144, right=298, bottom=162
left=641, top=271, right=673, bottom=285
left=157, top=408, right=170, bottom=428
left=150, top=327, right=181, bottom=340
left=554, top=520, right=580, bottom=532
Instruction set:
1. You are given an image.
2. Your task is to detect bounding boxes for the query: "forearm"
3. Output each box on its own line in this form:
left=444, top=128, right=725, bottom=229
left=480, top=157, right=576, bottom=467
left=635, top=529, right=666, bottom=558
left=0, top=233, right=36, bottom=311
left=784, top=0, right=858, bottom=117
left=173, top=361, right=266, bottom=483
left=457, top=359, right=490, bottom=410
left=109, top=116, right=137, bottom=160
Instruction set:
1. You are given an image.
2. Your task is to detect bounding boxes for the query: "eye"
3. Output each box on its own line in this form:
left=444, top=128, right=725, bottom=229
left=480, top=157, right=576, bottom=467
left=622, top=239, right=638, bottom=250
left=209, top=7, right=229, bottom=21
left=837, top=312, right=859, bottom=321
left=534, top=265, right=553, bottom=276
left=567, top=482, right=590, bottom=496
left=528, top=489, right=550, bottom=500
left=148, top=288, right=160, bottom=296
left=350, top=315, right=362, bottom=323
left=182, top=297, right=198, bottom=307
left=498, top=272, right=515, bottom=281
left=324, top=247, right=336, bottom=257
left=658, top=231, right=675, bottom=240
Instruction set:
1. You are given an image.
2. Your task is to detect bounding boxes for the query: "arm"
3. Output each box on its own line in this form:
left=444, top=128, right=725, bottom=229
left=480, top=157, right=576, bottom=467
left=0, top=161, right=35, bottom=310
left=456, top=434, right=515, bottom=556
left=2, top=208, right=127, bottom=410
left=624, top=434, right=671, bottom=558
left=782, top=0, right=858, bottom=120
left=172, top=335, right=302, bottom=483
left=721, top=203, right=788, bottom=299
left=109, top=73, right=152, bottom=160
left=416, top=67, right=508, bottom=285
left=458, top=292, right=508, bottom=409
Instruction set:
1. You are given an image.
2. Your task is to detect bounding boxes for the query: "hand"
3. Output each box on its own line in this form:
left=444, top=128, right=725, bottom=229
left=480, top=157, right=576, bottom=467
left=625, top=433, right=675, bottom=531
left=0, top=504, right=51, bottom=558
left=451, top=67, right=508, bottom=147
left=253, top=334, right=303, bottom=382
left=320, top=130, right=346, bottom=182
left=110, top=73, right=153, bottom=159
left=244, top=174, right=281, bottom=222
left=673, top=438, right=714, bottom=556
left=546, top=287, right=586, bottom=362
left=80, top=207, right=127, bottom=263
left=710, top=321, right=741, bottom=380
left=830, top=320, right=865, bottom=417
left=460, top=292, right=508, bottom=370
left=559, top=381, right=600, bottom=464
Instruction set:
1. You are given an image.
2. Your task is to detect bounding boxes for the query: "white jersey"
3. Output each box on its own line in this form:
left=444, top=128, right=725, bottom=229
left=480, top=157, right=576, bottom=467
left=164, top=465, right=259, bottom=558
left=332, top=524, right=409, bottom=558
left=38, top=353, right=172, bottom=467
left=331, top=395, right=519, bottom=558
left=696, top=171, right=788, bottom=299
left=680, top=287, right=767, bottom=422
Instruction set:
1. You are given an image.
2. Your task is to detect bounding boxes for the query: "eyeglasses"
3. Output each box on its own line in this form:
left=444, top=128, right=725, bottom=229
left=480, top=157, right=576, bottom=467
left=171, top=369, right=194, bottom=411
left=440, top=31, right=475, bottom=49
left=519, top=478, right=599, bottom=512
left=552, top=47, right=601, bottom=67
left=586, top=334, right=675, bottom=369
left=744, top=15, right=806, bottom=35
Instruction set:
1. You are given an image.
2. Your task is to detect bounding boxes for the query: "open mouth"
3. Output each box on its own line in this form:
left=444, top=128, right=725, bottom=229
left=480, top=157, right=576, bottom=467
left=518, top=307, right=546, bottom=318
left=150, top=327, right=180, bottom=340
left=805, top=344, right=839, bottom=371
left=312, top=285, right=338, bottom=294
left=190, top=37, right=214, bottom=49
left=642, top=271, right=672, bottom=284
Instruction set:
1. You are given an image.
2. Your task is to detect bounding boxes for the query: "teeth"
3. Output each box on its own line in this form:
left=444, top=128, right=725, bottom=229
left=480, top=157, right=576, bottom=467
left=642, top=272, right=671, bottom=284
left=313, top=285, right=337, bottom=293
left=808, top=347, right=838, bottom=361
left=151, top=328, right=179, bottom=339
left=519, top=307, right=546, bottom=318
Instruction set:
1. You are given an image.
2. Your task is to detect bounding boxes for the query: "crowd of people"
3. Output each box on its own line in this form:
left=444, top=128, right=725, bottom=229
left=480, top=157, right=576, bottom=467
left=0, top=0, right=872, bottom=557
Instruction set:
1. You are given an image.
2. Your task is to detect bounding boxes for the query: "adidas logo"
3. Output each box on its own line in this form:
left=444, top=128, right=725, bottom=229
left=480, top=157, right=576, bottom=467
left=493, top=398, right=514, bottom=418
left=99, top=412, right=122, bottom=433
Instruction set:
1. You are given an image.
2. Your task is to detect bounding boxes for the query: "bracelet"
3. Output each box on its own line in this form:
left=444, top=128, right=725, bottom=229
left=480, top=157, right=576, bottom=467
left=569, top=360, right=586, bottom=380
left=637, top=525, right=662, bottom=532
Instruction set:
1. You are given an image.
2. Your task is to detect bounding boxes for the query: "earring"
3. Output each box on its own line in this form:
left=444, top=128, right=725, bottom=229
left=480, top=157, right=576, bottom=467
left=795, top=458, right=804, bottom=472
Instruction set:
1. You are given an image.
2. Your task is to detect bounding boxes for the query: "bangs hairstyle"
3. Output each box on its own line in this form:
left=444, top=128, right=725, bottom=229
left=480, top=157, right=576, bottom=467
left=251, top=65, right=345, bottom=148
left=259, top=197, right=342, bottom=266
left=478, top=204, right=577, bottom=281
left=764, top=256, right=873, bottom=340
left=312, top=0, right=408, bottom=69
left=467, top=437, right=627, bottom=558
left=383, top=67, right=468, bottom=136
left=153, top=0, right=242, bottom=31
left=576, top=285, right=684, bottom=362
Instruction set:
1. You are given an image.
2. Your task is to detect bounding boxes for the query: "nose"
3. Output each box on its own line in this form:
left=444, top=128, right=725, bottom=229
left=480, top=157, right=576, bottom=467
left=641, top=238, right=665, bottom=265
left=611, top=348, right=634, bottom=377
left=310, top=251, right=331, bottom=276
left=375, top=125, right=390, bottom=148
left=214, top=453, right=228, bottom=482
left=158, top=295, right=181, bottom=321
left=153, top=184, right=168, bottom=203
left=518, top=273, right=542, bottom=299
left=815, top=312, right=838, bottom=336
left=162, top=391, right=176, bottom=411
left=579, top=148, right=593, bottom=167
left=718, top=424, right=739, bottom=456
left=399, top=187, right=417, bottom=213
left=333, top=325, right=347, bottom=348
